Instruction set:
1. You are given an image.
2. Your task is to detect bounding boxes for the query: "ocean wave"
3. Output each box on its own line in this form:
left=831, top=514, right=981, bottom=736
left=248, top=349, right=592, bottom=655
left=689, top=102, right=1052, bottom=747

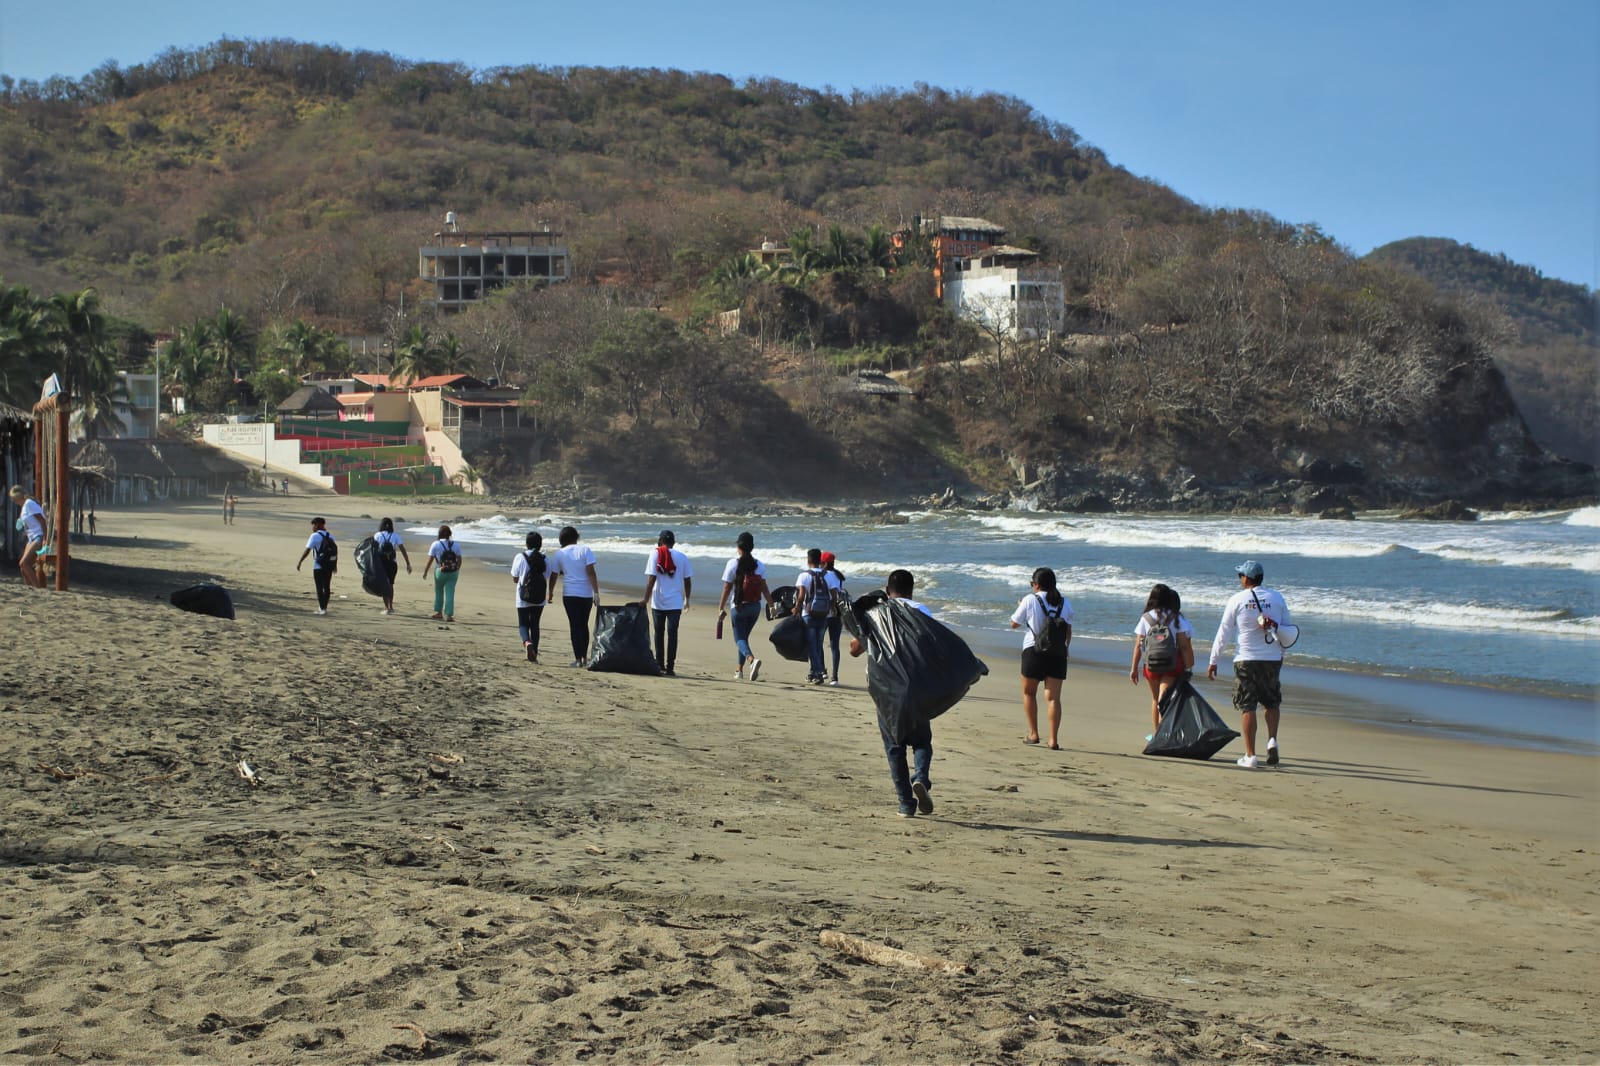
left=1565, top=506, right=1600, bottom=528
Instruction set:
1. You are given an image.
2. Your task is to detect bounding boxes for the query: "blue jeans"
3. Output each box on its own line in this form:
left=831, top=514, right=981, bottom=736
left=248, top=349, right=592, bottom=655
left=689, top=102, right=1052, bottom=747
left=880, top=718, right=933, bottom=812
left=804, top=613, right=830, bottom=680
left=731, top=602, right=761, bottom=669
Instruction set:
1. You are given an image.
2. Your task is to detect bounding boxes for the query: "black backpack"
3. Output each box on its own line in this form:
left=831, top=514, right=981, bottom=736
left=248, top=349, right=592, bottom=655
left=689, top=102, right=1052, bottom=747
left=1033, top=594, right=1069, bottom=655
left=378, top=536, right=396, bottom=562
left=437, top=540, right=461, bottom=573
left=518, top=550, right=547, bottom=603
left=315, top=531, right=338, bottom=573
left=1144, top=615, right=1179, bottom=672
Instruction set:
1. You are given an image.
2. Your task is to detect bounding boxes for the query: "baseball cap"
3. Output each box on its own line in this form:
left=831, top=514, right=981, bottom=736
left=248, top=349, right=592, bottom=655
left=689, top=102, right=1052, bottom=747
left=820, top=551, right=836, bottom=567
left=1235, top=560, right=1264, bottom=580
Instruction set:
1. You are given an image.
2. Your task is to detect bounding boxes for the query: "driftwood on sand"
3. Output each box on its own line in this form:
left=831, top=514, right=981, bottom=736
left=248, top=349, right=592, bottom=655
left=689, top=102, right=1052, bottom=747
left=819, top=930, right=972, bottom=975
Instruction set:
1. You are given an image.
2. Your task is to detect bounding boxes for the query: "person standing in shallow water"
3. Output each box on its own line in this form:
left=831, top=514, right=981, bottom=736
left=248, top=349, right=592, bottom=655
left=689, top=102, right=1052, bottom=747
left=1009, top=567, right=1071, bottom=749
left=547, top=525, right=600, bottom=667
left=717, top=531, right=771, bottom=681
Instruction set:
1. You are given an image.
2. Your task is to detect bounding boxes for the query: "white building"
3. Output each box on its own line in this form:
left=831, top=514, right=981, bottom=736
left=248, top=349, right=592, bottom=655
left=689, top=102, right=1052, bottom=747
left=943, top=245, right=1066, bottom=340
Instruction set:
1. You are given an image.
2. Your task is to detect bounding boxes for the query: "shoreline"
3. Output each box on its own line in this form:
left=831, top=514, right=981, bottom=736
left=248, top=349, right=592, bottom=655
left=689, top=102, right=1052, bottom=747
left=5, top=492, right=1596, bottom=1062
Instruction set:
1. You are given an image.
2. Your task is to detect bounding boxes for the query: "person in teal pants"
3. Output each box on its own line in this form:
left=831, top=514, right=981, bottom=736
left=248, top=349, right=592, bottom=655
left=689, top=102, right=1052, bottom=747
left=421, top=523, right=462, bottom=622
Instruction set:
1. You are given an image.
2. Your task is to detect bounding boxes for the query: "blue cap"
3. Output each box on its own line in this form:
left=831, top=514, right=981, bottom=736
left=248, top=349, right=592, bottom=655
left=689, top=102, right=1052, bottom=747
left=1235, top=560, right=1264, bottom=580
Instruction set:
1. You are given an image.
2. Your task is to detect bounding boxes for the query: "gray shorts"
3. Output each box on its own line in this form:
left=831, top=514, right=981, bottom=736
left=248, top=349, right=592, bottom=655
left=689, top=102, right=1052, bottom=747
left=1232, top=660, right=1282, bottom=713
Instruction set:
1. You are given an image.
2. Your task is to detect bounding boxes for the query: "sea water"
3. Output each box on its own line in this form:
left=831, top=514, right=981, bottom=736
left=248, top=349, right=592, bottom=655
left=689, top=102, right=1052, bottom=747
left=411, top=505, right=1600, bottom=753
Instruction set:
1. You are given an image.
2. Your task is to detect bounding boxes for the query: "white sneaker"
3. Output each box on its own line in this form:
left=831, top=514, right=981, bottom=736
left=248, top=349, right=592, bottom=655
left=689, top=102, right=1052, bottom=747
left=732, top=671, right=743, bottom=681
left=1266, top=737, right=1280, bottom=765
left=748, top=658, right=762, bottom=682
left=316, top=608, right=327, bottom=615
left=1237, top=754, right=1259, bottom=769
left=828, top=678, right=839, bottom=686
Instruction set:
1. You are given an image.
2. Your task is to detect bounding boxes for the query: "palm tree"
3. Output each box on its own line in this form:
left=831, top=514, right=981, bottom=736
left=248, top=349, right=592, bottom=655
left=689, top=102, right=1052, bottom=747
left=206, top=306, right=252, bottom=381
left=390, top=325, right=442, bottom=386
left=46, top=288, right=113, bottom=411
left=437, top=333, right=472, bottom=375
left=267, top=320, right=323, bottom=376
left=166, top=321, right=216, bottom=400
left=0, top=283, right=50, bottom=406
left=862, top=224, right=895, bottom=275
left=819, top=224, right=861, bottom=273
left=403, top=465, right=430, bottom=499
left=453, top=462, right=483, bottom=495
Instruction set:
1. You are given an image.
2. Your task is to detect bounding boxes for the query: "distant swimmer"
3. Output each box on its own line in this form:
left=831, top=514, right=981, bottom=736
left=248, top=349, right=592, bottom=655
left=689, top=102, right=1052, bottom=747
left=1207, top=560, right=1293, bottom=769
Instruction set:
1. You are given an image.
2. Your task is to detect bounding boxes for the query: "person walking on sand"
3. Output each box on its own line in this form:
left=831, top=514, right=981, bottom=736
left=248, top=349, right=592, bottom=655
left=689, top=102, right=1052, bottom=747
left=9, top=485, right=46, bottom=588
left=640, top=529, right=693, bottom=677
left=511, top=531, right=548, bottom=663
left=421, top=524, right=462, bottom=622
left=849, top=569, right=938, bottom=818
left=1009, top=567, right=1072, bottom=749
left=1130, top=583, right=1196, bottom=741
left=547, top=525, right=600, bottom=667
left=717, top=531, right=771, bottom=681
left=821, top=552, right=848, bottom=685
left=1207, top=560, right=1293, bottom=769
left=373, top=517, right=412, bottom=615
left=793, top=548, right=842, bottom=685
left=295, top=516, right=337, bottom=615
left=222, top=491, right=237, bottom=525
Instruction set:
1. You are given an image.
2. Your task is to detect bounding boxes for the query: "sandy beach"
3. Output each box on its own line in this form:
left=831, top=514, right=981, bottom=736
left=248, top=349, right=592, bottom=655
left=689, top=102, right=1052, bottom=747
left=1, top=492, right=1595, bottom=1064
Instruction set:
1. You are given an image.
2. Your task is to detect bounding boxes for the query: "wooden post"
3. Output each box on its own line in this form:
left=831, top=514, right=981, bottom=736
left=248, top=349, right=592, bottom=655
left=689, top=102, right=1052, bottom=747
left=53, top=402, right=68, bottom=590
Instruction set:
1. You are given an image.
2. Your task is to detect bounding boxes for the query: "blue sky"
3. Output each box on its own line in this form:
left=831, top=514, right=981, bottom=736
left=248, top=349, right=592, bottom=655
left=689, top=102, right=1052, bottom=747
left=1, top=0, right=1595, bottom=287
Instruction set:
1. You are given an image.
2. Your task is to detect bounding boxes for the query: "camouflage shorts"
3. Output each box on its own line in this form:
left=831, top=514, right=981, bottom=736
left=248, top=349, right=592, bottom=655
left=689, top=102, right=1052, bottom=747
left=1232, top=660, right=1282, bottom=713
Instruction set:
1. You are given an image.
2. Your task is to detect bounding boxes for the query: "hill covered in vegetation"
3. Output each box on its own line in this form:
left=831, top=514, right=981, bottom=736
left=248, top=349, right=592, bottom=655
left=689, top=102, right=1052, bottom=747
left=1367, top=238, right=1596, bottom=463
left=0, top=39, right=1591, bottom=510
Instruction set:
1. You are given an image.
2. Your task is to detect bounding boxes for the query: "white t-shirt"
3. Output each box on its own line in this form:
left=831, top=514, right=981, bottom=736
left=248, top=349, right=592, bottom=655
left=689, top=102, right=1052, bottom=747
left=374, top=530, right=404, bottom=556
left=1210, top=585, right=1292, bottom=665
left=644, top=547, right=693, bottom=610
left=428, top=538, right=460, bottom=566
left=305, top=529, right=333, bottom=571
left=720, top=556, right=768, bottom=583
left=17, top=498, right=45, bottom=542
left=895, top=596, right=934, bottom=618
left=511, top=549, right=547, bottom=608
left=1134, top=610, right=1194, bottom=639
left=796, top=568, right=841, bottom=613
left=1011, top=592, right=1075, bottom=651
left=549, top=543, right=598, bottom=598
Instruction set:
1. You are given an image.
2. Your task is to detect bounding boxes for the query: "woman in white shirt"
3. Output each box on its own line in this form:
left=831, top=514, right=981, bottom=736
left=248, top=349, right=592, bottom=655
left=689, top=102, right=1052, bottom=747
left=373, top=517, right=412, bottom=615
left=547, top=525, right=599, bottom=666
left=511, top=531, right=548, bottom=663
left=1129, top=583, right=1196, bottom=740
left=420, top=524, right=462, bottom=622
left=1008, top=567, right=1072, bottom=749
left=716, top=531, right=770, bottom=680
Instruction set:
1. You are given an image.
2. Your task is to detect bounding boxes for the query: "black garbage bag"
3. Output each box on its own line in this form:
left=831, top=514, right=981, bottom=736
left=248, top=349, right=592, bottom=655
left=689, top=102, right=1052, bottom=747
left=766, top=584, right=797, bottom=621
left=354, top=535, right=392, bottom=599
left=767, top=614, right=810, bottom=661
left=587, top=603, right=659, bottom=675
left=850, top=596, right=988, bottom=744
left=1143, top=677, right=1240, bottom=759
left=170, top=583, right=235, bottom=620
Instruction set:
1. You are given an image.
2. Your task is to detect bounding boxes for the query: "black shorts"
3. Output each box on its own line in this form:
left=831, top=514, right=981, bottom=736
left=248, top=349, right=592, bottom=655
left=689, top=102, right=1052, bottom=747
left=1021, top=647, right=1067, bottom=682
left=1232, top=660, right=1283, bottom=712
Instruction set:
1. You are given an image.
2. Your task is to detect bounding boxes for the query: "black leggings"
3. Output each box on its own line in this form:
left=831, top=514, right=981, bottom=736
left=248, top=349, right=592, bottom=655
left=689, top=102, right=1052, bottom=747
left=563, top=596, right=593, bottom=661
left=313, top=567, right=332, bottom=610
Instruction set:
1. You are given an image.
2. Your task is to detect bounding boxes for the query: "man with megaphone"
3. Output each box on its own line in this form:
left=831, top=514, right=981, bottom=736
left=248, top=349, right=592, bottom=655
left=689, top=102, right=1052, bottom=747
left=1207, top=560, right=1295, bottom=769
